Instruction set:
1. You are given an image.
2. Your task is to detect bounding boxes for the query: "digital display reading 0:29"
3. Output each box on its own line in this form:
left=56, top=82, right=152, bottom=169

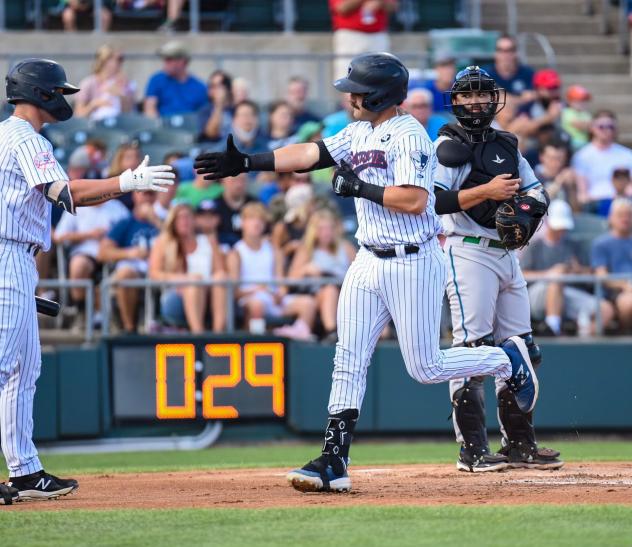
left=110, top=340, right=285, bottom=421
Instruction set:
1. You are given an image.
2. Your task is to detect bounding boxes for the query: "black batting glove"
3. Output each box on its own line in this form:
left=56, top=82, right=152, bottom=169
left=194, top=134, right=251, bottom=180
left=332, top=160, right=363, bottom=198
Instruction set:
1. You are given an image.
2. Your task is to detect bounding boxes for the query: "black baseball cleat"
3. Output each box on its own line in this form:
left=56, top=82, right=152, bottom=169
left=287, top=454, right=351, bottom=493
left=0, top=483, right=19, bottom=505
left=9, top=470, right=78, bottom=501
left=501, top=336, right=539, bottom=413
left=456, top=445, right=509, bottom=473
left=499, top=443, right=565, bottom=470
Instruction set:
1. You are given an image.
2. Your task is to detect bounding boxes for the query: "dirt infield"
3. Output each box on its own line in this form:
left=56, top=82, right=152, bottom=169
left=6, top=462, right=632, bottom=511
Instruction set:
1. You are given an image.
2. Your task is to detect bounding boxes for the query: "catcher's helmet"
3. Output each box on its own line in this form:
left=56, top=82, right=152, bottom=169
left=5, top=58, right=79, bottom=122
left=446, top=66, right=505, bottom=141
left=333, top=52, right=408, bottom=112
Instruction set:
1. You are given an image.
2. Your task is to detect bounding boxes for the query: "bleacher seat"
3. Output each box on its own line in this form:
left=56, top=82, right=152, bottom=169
left=161, top=113, right=200, bottom=133
left=569, top=212, right=608, bottom=265
left=429, top=28, right=499, bottom=65
left=182, top=0, right=236, bottom=31
left=96, top=113, right=161, bottom=133
left=231, top=0, right=277, bottom=31
left=294, top=2, right=331, bottom=31
left=43, top=117, right=94, bottom=148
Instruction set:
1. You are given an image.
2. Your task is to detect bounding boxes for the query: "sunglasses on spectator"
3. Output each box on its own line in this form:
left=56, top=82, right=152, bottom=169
left=409, top=103, right=430, bottom=108
left=496, top=46, right=517, bottom=53
left=595, top=123, right=616, bottom=130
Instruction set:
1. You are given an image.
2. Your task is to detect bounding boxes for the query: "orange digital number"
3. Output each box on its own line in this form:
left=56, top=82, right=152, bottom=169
left=155, top=344, right=196, bottom=419
left=244, top=342, right=285, bottom=417
left=202, top=344, right=241, bottom=419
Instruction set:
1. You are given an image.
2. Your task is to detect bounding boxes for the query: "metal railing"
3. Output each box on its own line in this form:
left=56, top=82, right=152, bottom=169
left=37, top=279, right=95, bottom=343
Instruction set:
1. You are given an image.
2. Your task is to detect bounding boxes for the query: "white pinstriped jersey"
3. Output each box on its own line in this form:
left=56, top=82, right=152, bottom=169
left=0, top=116, right=68, bottom=250
left=323, top=114, right=441, bottom=247
left=433, top=134, right=541, bottom=240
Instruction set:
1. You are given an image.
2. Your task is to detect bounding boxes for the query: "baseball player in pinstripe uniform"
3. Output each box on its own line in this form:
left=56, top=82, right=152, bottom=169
left=194, top=53, right=539, bottom=493
left=433, top=66, right=563, bottom=472
left=0, top=58, right=174, bottom=505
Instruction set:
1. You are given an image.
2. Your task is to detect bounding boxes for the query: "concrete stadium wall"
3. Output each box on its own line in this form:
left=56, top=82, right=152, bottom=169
left=0, top=32, right=429, bottom=109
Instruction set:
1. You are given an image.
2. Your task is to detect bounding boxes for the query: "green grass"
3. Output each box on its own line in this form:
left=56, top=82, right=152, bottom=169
left=2, top=505, right=631, bottom=546
left=38, top=440, right=632, bottom=476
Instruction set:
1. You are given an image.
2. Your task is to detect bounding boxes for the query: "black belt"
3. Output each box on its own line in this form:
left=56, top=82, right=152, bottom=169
left=364, top=244, right=420, bottom=259
left=27, top=243, right=41, bottom=257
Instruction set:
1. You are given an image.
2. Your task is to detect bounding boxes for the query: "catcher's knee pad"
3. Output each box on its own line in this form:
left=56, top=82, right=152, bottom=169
left=519, top=332, right=542, bottom=368
left=498, top=387, right=538, bottom=459
left=452, top=376, right=488, bottom=451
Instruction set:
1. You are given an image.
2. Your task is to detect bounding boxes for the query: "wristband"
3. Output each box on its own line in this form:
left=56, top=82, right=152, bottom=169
left=248, top=151, right=275, bottom=172
left=358, top=182, right=385, bottom=206
left=434, top=188, right=462, bottom=214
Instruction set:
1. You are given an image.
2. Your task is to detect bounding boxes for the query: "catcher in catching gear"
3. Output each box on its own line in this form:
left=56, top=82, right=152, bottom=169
left=432, top=66, right=563, bottom=472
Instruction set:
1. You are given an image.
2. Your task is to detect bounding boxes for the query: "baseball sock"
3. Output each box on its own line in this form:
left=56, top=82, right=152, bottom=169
left=321, top=408, right=358, bottom=474
left=545, top=315, right=561, bottom=335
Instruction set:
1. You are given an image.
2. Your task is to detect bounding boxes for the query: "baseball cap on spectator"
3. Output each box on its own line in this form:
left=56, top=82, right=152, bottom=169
left=566, top=85, right=591, bottom=102
left=196, top=199, right=219, bottom=214
left=296, top=121, right=323, bottom=143
left=284, top=183, right=313, bottom=223
left=68, top=145, right=91, bottom=169
left=547, top=199, right=574, bottom=230
left=157, top=40, right=190, bottom=60
left=533, top=69, right=561, bottom=90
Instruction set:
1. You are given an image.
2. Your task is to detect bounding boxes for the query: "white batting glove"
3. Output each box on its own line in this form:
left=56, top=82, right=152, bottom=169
left=119, top=155, right=176, bottom=193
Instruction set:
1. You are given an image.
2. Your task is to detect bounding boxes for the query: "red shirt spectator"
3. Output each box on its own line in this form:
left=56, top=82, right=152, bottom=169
left=329, top=0, right=391, bottom=32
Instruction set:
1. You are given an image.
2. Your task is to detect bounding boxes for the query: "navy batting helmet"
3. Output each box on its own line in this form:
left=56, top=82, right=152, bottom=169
left=445, top=66, right=505, bottom=140
left=5, top=58, right=80, bottom=122
left=333, top=52, right=409, bottom=112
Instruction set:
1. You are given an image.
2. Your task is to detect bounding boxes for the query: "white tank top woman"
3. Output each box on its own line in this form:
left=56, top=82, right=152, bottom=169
left=186, top=234, right=213, bottom=279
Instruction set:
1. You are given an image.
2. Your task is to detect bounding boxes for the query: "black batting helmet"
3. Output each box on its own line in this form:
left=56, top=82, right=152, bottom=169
left=445, top=66, right=506, bottom=141
left=5, top=58, right=80, bottom=122
left=333, top=52, right=409, bottom=112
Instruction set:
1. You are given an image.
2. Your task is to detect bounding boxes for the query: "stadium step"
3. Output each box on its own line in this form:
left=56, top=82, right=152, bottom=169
left=483, top=15, right=603, bottom=35
left=525, top=35, right=620, bottom=57
left=528, top=55, right=629, bottom=74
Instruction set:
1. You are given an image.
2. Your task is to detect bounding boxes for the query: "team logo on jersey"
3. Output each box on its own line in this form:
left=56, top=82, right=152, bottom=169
left=350, top=150, right=387, bottom=174
left=410, top=150, right=429, bottom=177
left=381, top=134, right=391, bottom=143
left=33, top=151, right=56, bottom=170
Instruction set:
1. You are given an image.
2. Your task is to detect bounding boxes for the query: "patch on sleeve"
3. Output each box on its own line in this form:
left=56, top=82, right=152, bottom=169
left=33, top=150, right=57, bottom=170
left=410, top=150, right=430, bottom=178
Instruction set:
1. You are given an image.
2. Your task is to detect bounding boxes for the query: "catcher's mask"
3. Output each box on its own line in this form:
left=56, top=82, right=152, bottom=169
left=444, top=66, right=506, bottom=143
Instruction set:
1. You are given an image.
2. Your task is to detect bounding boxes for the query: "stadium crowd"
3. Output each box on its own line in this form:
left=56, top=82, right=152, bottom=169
left=4, top=27, right=632, bottom=339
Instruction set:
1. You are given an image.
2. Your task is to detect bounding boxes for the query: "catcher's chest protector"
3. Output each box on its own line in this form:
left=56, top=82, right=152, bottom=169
left=440, top=124, right=520, bottom=229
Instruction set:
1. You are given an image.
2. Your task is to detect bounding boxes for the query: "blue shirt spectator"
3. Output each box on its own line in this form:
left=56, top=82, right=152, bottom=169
left=143, top=40, right=207, bottom=118
left=419, top=54, right=456, bottom=115
left=482, top=34, right=535, bottom=98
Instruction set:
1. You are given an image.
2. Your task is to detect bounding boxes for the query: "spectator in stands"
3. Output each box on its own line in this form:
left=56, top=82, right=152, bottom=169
left=228, top=203, right=317, bottom=339
left=572, top=111, right=632, bottom=212
left=176, top=170, right=223, bottom=207
left=266, top=101, right=298, bottom=151
left=562, top=85, right=592, bottom=151
left=198, top=69, right=233, bottom=144
left=74, top=45, right=136, bottom=121
left=232, top=77, right=251, bottom=104
left=285, top=76, right=319, bottom=130
left=329, top=0, right=399, bottom=80
left=229, top=100, right=269, bottom=154
left=271, top=183, right=314, bottom=267
left=591, top=199, right=632, bottom=331
left=288, top=209, right=356, bottom=340
left=98, top=190, right=162, bottom=333
left=154, top=165, right=179, bottom=221
left=403, top=88, right=445, bottom=141
left=214, top=173, right=257, bottom=248
left=54, top=180, right=130, bottom=330
left=522, top=200, right=614, bottom=336
left=594, top=168, right=632, bottom=217
left=322, top=93, right=353, bottom=138
left=483, top=34, right=535, bottom=103
left=534, top=140, right=580, bottom=212
left=518, top=69, right=564, bottom=140
left=158, top=0, right=184, bottom=32
left=61, top=0, right=112, bottom=31
left=194, top=199, right=221, bottom=236
left=144, top=41, right=207, bottom=118
left=422, top=54, right=456, bottom=115
left=108, top=143, right=143, bottom=210
left=149, top=203, right=226, bottom=333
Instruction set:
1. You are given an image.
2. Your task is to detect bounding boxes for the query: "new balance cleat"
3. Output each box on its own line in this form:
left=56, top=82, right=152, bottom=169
left=9, top=470, right=78, bottom=501
left=501, top=336, right=539, bottom=413
left=456, top=445, right=509, bottom=473
left=499, top=443, right=565, bottom=470
left=0, top=483, right=18, bottom=505
left=287, top=455, right=351, bottom=493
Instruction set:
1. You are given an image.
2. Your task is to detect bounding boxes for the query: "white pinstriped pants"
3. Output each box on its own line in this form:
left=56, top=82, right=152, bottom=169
left=0, top=241, right=43, bottom=477
left=328, top=242, right=512, bottom=414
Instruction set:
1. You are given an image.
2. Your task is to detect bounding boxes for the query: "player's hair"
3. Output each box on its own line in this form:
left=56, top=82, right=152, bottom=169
left=108, top=143, right=141, bottom=177
left=93, top=44, right=123, bottom=75
left=302, top=209, right=342, bottom=259
left=162, top=203, right=195, bottom=273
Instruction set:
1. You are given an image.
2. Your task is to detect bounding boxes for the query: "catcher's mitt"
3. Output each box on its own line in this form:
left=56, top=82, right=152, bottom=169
left=495, top=193, right=548, bottom=250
